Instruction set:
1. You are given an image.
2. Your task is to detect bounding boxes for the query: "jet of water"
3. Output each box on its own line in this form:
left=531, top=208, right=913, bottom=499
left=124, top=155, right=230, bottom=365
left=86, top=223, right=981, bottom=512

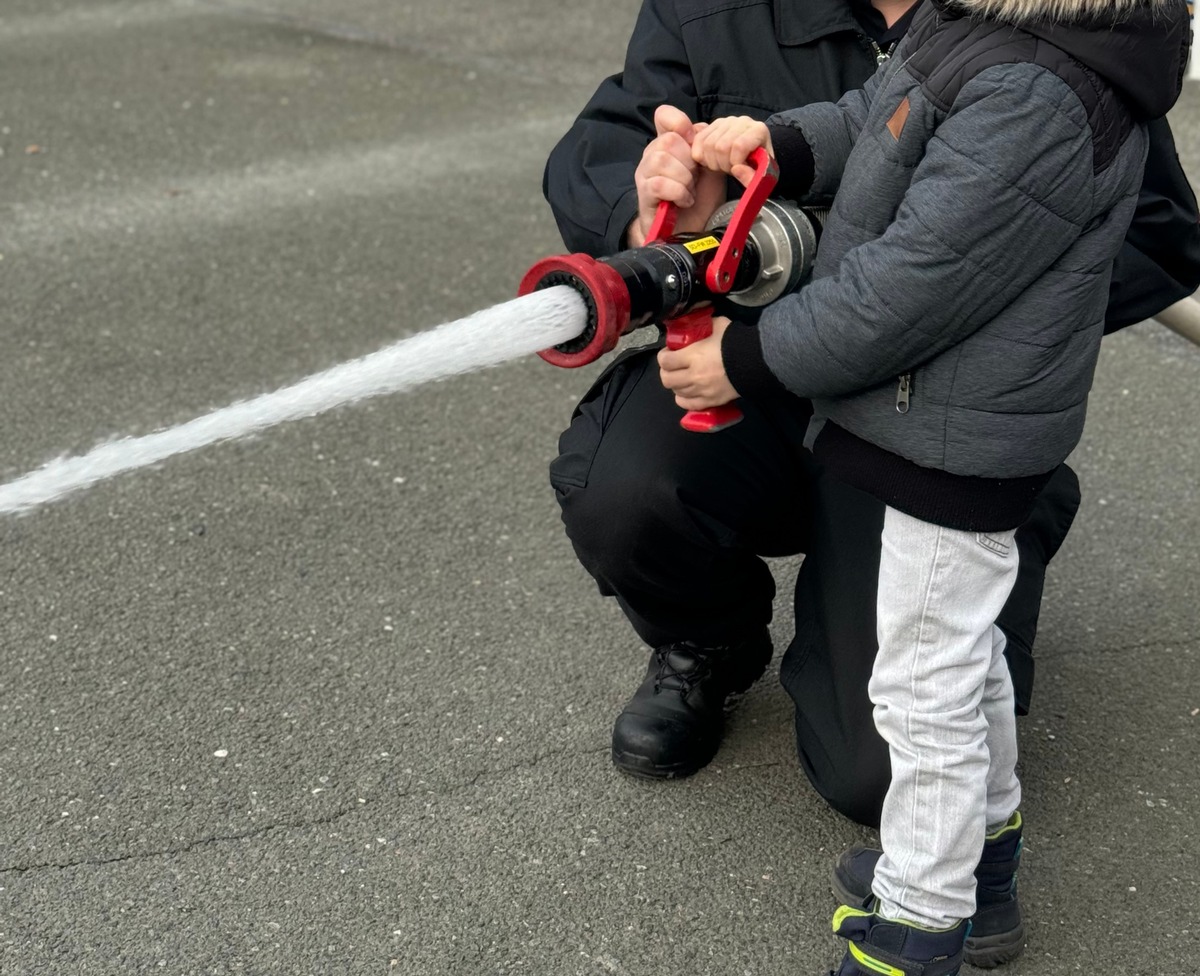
left=0, top=286, right=587, bottom=516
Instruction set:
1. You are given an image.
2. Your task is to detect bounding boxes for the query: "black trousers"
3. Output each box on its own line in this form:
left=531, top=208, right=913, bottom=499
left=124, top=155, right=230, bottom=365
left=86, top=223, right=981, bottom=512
left=550, top=345, right=1081, bottom=828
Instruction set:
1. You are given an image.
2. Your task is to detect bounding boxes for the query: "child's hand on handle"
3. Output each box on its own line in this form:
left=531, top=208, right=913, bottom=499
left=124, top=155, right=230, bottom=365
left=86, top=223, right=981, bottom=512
left=628, top=106, right=728, bottom=247
left=690, top=116, right=775, bottom=187
left=657, top=315, right=739, bottom=410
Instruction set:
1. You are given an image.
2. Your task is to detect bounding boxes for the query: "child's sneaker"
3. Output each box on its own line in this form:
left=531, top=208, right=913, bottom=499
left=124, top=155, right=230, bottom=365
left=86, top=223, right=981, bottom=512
left=830, top=812, right=1025, bottom=968
left=828, top=906, right=968, bottom=976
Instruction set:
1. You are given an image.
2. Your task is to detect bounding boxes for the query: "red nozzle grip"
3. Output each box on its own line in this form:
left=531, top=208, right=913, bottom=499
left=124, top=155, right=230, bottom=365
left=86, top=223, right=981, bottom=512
left=665, top=307, right=743, bottom=433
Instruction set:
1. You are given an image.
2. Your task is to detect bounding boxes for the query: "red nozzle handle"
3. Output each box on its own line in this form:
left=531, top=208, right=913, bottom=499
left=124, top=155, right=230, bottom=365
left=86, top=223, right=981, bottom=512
left=665, top=307, right=743, bottom=433
left=645, top=199, right=677, bottom=244
left=707, top=146, right=778, bottom=294
left=644, top=146, right=779, bottom=292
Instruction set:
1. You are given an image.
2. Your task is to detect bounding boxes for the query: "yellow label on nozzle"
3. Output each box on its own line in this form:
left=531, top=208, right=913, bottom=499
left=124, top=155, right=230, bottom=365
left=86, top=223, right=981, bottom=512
left=683, top=236, right=720, bottom=254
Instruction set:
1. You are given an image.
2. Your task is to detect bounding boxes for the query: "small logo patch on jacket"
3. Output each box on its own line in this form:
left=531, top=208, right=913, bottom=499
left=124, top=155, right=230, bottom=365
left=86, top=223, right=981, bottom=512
left=886, top=96, right=910, bottom=140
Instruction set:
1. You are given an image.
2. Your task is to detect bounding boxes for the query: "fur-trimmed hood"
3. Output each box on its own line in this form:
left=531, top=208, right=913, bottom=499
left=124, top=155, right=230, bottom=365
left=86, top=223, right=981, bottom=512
left=938, top=0, right=1191, bottom=117
left=951, top=0, right=1179, bottom=21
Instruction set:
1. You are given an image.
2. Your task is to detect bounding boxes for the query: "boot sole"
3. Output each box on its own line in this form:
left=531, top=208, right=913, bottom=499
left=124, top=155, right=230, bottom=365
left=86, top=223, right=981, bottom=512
left=830, top=871, right=869, bottom=911
left=963, top=924, right=1026, bottom=969
left=830, top=871, right=1025, bottom=969
left=611, top=747, right=707, bottom=779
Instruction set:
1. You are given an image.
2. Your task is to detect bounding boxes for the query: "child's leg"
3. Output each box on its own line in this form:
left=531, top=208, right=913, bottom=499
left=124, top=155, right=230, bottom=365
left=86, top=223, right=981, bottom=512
left=868, top=506, right=1020, bottom=930
left=983, top=623, right=1021, bottom=830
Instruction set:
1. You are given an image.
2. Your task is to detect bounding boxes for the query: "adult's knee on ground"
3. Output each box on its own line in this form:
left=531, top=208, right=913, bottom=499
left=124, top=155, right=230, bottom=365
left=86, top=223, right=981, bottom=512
left=788, top=675, right=890, bottom=828
left=807, top=743, right=890, bottom=829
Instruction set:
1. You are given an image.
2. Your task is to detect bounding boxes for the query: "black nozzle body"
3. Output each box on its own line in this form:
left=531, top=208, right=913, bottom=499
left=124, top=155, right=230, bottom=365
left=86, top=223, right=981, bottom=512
left=600, top=230, right=760, bottom=329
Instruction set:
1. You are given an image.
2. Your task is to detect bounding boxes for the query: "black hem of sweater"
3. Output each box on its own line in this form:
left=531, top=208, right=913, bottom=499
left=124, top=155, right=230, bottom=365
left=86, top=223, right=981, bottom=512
left=813, top=422, right=1053, bottom=531
left=766, top=124, right=815, bottom=201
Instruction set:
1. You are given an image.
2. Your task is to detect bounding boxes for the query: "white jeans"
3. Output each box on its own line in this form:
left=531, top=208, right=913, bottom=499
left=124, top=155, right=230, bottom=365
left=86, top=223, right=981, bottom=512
left=869, top=506, right=1022, bottom=930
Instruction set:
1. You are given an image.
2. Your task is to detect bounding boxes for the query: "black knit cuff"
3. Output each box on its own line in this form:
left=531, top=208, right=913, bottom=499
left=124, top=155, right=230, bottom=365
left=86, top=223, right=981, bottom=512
left=767, top=124, right=815, bottom=200
left=721, top=320, right=790, bottom=400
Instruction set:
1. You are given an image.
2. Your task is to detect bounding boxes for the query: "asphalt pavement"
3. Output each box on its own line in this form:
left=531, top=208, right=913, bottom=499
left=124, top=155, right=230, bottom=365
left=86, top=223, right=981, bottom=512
left=1, top=2, right=1197, bottom=974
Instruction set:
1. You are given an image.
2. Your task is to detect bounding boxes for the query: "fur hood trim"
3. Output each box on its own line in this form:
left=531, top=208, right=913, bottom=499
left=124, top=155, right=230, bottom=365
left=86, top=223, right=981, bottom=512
left=953, top=0, right=1178, bottom=24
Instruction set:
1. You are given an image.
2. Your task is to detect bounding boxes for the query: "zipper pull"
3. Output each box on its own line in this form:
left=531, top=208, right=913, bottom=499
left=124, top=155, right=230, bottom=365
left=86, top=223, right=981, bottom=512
left=869, top=39, right=893, bottom=65
left=896, top=373, right=911, bottom=413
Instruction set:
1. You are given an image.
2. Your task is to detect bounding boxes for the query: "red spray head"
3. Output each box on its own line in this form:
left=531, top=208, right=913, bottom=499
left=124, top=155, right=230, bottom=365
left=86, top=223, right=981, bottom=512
left=517, top=254, right=632, bottom=368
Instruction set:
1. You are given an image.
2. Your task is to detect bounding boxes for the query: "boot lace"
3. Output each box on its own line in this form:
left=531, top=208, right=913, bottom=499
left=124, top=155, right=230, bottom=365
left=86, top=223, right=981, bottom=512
left=651, top=643, right=716, bottom=696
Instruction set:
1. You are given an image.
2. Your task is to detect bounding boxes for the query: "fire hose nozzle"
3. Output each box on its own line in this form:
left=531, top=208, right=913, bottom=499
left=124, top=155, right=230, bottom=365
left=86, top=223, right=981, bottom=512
left=521, top=200, right=820, bottom=369
left=520, top=150, right=821, bottom=371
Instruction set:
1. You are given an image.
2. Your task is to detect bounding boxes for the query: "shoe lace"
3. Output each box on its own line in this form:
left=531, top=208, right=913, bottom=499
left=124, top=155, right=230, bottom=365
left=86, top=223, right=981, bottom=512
left=651, top=643, right=716, bottom=696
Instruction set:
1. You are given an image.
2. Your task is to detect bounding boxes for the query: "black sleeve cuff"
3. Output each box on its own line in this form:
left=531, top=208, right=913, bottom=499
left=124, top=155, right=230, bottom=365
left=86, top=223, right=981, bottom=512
left=609, top=188, right=641, bottom=251
left=767, top=123, right=815, bottom=201
left=721, top=320, right=791, bottom=400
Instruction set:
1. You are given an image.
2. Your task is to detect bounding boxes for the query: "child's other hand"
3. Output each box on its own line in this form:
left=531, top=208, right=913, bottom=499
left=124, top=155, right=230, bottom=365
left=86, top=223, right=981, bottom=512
left=691, top=116, right=774, bottom=187
left=628, top=106, right=727, bottom=247
left=657, top=315, right=739, bottom=410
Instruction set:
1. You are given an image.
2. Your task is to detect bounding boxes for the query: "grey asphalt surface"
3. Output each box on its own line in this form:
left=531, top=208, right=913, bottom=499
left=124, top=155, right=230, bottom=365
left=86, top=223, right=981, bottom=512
left=1, top=2, right=1197, bottom=974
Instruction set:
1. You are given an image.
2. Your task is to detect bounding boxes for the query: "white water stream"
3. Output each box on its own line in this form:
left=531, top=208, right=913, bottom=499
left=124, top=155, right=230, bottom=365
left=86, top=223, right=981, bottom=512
left=0, top=286, right=587, bottom=516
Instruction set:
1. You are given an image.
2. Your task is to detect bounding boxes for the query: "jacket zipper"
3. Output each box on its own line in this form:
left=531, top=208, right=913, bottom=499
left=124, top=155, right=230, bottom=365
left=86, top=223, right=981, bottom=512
left=866, top=35, right=906, bottom=414
left=867, top=38, right=895, bottom=65
left=866, top=34, right=904, bottom=413
left=870, top=34, right=903, bottom=414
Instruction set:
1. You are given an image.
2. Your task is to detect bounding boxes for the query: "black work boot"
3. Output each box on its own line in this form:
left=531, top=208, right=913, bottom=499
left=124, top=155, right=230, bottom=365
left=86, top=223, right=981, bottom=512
left=610, top=631, right=771, bottom=779
left=831, top=812, right=1025, bottom=968
left=828, top=907, right=969, bottom=976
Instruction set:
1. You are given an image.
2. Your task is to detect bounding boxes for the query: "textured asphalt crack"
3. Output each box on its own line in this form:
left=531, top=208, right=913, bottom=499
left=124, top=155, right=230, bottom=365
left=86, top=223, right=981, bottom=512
left=0, top=744, right=610, bottom=876
left=0, top=807, right=357, bottom=876
left=0, top=744, right=789, bottom=876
